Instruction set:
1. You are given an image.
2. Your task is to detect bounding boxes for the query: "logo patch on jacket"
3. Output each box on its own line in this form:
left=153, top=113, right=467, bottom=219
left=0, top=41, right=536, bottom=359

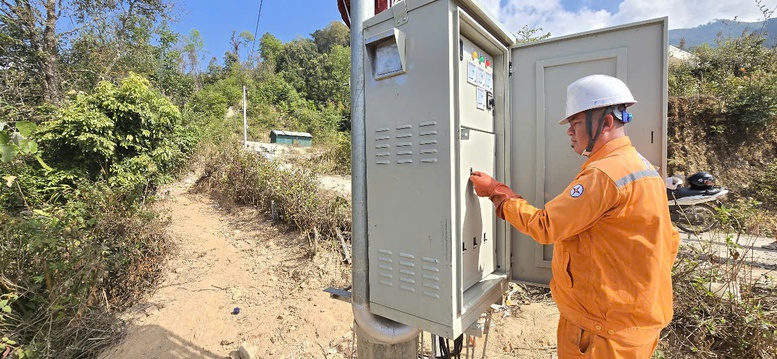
left=570, top=184, right=584, bottom=198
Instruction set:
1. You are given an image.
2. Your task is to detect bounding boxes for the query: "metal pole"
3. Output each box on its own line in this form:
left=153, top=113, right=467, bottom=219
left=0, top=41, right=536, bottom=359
left=242, top=85, right=248, bottom=146
left=349, top=0, right=419, bottom=357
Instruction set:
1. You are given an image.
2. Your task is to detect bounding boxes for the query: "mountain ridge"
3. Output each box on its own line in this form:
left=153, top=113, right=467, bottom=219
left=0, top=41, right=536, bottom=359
left=669, top=18, right=777, bottom=48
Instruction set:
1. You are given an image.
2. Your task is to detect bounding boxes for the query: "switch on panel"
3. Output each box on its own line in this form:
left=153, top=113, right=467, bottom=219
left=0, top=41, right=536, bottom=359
left=460, top=129, right=496, bottom=290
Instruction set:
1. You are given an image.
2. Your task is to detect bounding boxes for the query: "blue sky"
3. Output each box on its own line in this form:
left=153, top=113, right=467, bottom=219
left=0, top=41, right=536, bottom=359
left=481, top=0, right=776, bottom=39
left=171, top=0, right=343, bottom=63
left=172, top=0, right=776, bottom=64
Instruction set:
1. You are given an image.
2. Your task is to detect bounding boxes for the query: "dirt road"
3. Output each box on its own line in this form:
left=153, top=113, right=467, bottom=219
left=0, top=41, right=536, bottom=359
left=99, top=178, right=561, bottom=359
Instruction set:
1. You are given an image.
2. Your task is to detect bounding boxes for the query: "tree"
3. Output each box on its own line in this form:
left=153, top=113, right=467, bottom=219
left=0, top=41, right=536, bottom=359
left=152, top=24, right=194, bottom=105
left=223, top=51, right=240, bottom=73
left=311, top=21, right=350, bottom=53
left=514, top=25, right=551, bottom=44
left=183, top=30, right=204, bottom=74
left=275, top=38, right=318, bottom=96
left=0, top=0, right=60, bottom=103
left=66, top=1, right=175, bottom=88
left=259, top=32, right=283, bottom=67
left=229, top=29, right=255, bottom=63
left=183, top=29, right=205, bottom=88
left=304, top=45, right=350, bottom=114
left=1, top=0, right=175, bottom=107
left=203, top=56, right=224, bottom=84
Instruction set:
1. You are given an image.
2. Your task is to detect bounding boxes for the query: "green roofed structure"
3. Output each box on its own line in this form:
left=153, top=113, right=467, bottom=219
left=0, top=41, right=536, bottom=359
left=269, top=130, right=313, bottom=147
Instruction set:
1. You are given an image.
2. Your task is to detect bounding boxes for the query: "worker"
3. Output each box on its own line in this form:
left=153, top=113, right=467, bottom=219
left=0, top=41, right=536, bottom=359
left=470, top=74, right=680, bottom=358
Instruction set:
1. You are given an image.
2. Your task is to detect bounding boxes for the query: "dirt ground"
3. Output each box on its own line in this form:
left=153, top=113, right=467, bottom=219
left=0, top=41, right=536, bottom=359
left=98, top=178, right=561, bottom=359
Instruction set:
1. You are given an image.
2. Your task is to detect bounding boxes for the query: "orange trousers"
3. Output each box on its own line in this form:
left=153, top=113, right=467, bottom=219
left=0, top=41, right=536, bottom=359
left=556, top=316, right=659, bottom=359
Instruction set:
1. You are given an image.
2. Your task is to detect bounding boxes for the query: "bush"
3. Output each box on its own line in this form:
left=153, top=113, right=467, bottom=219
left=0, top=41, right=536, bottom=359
left=753, top=165, right=777, bottom=211
left=0, top=182, right=170, bottom=358
left=288, top=131, right=352, bottom=176
left=671, top=33, right=777, bottom=137
left=659, top=202, right=777, bottom=358
left=37, top=73, right=198, bottom=198
left=668, top=30, right=777, bottom=219
left=188, top=86, right=229, bottom=121
left=662, top=250, right=777, bottom=358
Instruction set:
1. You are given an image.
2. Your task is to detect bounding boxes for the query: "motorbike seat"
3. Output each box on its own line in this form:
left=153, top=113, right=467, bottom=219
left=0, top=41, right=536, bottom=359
left=667, top=186, right=723, bottom=200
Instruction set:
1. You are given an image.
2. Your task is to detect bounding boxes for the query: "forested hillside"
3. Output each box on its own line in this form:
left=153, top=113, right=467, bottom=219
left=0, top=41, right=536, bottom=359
left=668, top=31, right=777, bottom=226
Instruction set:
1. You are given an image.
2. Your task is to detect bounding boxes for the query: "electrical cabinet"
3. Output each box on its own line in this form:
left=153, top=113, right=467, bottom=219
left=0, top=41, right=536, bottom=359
left=362, top=0, right=667, bottom=339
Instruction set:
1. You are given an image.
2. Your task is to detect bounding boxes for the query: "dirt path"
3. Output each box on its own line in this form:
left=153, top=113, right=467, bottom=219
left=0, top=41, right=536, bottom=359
left=99, top=178, right=560, bottom=359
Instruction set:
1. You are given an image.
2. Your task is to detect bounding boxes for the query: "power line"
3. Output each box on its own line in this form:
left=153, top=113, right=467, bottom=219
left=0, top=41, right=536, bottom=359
left=250, top=0, right=265, bottom=55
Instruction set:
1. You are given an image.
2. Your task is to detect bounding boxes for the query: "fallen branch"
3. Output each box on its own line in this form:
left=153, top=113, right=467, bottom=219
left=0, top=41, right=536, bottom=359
left=312, top=226, right=319, bottom=254
left=336, top=228, right=351, bottom=264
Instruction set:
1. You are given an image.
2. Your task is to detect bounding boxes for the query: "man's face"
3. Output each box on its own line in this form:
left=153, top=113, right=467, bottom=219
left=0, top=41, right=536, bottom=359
left=566, top=112, right=590, bottom=155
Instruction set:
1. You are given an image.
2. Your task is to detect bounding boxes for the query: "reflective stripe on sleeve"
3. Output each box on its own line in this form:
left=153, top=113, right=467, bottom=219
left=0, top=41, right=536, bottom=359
left=614, top=169, right=661, bottom=189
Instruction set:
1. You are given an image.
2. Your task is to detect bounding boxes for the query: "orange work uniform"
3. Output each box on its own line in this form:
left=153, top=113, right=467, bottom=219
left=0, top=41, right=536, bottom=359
left=500, top=136, right=680, bottom=357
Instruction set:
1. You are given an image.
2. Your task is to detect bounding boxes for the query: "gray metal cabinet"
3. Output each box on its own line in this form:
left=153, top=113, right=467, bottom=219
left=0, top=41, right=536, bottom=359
left=361, top=0, right=666, bottom=339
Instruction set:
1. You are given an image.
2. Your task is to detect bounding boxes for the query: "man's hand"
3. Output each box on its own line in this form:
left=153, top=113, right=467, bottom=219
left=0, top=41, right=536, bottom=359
left=469, top=171, right=501, bottom=197
left=469, top=171, right=522, bottom=220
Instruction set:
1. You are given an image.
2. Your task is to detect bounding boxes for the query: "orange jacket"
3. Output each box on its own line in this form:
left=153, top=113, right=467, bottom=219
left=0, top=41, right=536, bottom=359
left=502, top=136, right=679, bottom=346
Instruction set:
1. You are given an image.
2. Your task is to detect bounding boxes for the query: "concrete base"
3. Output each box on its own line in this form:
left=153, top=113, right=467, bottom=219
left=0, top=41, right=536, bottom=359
left=355, top=322, right=418, bottom=359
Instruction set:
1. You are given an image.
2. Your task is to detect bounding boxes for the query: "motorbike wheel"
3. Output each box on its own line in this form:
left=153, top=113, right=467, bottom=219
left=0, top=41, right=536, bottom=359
left=673, top=203, right=719, bottom=233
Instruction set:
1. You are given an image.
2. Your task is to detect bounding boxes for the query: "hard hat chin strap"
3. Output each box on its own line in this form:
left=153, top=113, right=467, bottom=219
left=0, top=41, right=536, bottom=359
left=581, top=107, right=613, bottom=157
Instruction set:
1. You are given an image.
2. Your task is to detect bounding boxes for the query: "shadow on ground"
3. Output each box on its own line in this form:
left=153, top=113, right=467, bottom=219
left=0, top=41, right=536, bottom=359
left=99, top=324, right=223, bottom=359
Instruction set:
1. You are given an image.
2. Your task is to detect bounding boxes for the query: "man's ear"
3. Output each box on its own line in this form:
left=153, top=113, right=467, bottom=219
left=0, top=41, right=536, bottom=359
left=603, top=113, right=616, bottom=130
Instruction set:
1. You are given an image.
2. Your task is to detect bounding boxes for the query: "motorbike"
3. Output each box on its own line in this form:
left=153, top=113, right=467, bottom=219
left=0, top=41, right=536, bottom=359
left=666, top=172, right=728, bottom=233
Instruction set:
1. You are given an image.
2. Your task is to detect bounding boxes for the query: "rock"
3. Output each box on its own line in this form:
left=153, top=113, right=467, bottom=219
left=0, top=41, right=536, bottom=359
left=228, top=350, right=241, bottom=359
left=238, top=343, right=259, bottom=359
left=708, top=281, right=741, bottom=301
left=144, top=305, right=159, bottom=317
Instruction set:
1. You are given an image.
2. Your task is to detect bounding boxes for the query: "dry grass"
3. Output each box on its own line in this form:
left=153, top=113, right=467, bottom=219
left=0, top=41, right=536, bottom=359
left=191, top=140, right=351, bottom=246
left=658, top=210, right=777, bottom=358
left=1, top=183, right=172, bottom=358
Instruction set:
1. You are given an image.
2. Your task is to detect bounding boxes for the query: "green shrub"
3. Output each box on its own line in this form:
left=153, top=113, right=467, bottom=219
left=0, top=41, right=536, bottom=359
left=251, top=73, right=305, bottom=114
left=37, top=73, right=197, bottom=198
left=188, top=86, right=229, bottom=121
left=671, top=33, right=777, bottom=136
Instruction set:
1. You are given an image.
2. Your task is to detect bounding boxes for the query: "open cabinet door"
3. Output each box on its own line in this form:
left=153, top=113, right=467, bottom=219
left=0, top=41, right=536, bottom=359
left=509, top=18, right=668, bottom=284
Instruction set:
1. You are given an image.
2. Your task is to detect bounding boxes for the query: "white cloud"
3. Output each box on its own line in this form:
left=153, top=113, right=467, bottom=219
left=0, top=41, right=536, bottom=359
left=483, top=0, right=777, bottom=38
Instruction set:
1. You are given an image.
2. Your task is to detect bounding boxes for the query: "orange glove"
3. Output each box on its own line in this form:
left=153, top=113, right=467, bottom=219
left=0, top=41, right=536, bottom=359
left=469, top=171, right=522, bottom=219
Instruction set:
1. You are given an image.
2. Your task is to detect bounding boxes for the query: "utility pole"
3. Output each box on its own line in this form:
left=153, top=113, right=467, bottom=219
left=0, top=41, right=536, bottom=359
left=349, top=0, right=419, bottom=357
left=243, top=85, right=248, bottom=146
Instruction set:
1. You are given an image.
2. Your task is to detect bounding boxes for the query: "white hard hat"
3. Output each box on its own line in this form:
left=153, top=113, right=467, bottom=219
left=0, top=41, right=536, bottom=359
left=559, top=75, right=637, bottom=125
